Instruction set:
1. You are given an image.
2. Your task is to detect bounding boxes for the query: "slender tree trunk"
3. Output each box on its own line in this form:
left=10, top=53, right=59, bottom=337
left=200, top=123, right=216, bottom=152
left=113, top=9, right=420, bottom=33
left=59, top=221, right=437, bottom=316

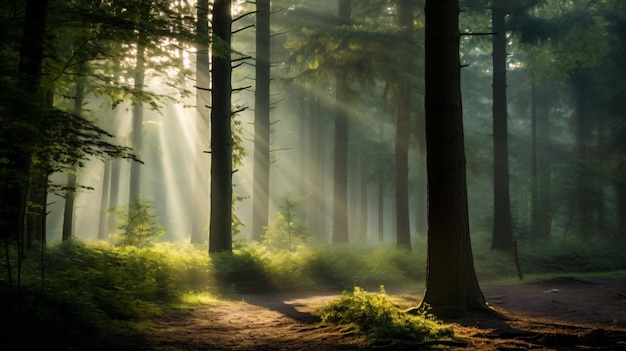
left=62, top=84, right=84, bottom=241
left=572, top=72, right=594, bottom=239
left=535, top=82, right=553, bottom=238
left=313, top=93, right=327, bottom=239
left=490, top=4, right=513, bottom=251
left=420, top=0, right=485, bottom=316
left=395, top=0, right=413, bottom=250
left=62, top=169, right=77, bottom=241
left=209, top=0, right=233, bottom=253
left=108, top=158, right=121, bottom=231
left=530, top=82, right=538, bottom=238
left=618, top=167, right=626, bottom=237
left=377, top=168, right=384, bottom=242
left=191, top=0, right=210, bottom=244
left=332, top=0, right=352, bottom=244
left=252, top=0, right=271, bottom=242
left=359, top=156, right=368, bottom=242
left=98, top=159, right=111, bottom=240
left=129, top=40, right=146, bottom=206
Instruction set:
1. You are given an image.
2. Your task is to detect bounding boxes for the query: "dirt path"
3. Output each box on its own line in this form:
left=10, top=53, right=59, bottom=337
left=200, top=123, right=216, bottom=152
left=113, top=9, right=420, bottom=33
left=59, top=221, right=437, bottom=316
left=141, top=277, right=626, bottom=350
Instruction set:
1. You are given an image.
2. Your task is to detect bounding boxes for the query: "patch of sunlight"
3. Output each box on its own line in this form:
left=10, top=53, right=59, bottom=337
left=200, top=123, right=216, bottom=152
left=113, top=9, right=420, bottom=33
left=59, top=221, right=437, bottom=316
left=178, top=291, right=221, bottom=307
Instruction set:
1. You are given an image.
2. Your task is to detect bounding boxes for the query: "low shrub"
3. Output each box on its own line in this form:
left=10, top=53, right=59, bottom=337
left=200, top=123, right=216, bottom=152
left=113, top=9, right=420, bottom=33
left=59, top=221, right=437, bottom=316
left=319, top=286, right=454, bottom=342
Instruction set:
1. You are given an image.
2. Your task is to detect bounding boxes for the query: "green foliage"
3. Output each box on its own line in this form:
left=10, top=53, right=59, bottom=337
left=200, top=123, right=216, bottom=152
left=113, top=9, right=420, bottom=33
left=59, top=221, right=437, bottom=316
left=262, top=193, right=311, bottom=251
left=302, top=245, right=425, bottom=291
left=319, top=286, right=454, bottom=342
left=0, top=240, right=221, bottom=348
left=210, top=246, right=274, bottom=293
left=208, top=244, right=426, bottom=294
left=471, top=242, right=523, bottom=281
left=111, top=199, right=165, bottom=249
left=518, top=239, right=626, bottom=274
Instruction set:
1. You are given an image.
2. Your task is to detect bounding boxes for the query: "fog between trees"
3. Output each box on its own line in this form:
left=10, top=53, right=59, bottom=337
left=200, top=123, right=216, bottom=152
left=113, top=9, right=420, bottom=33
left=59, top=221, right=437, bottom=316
left=2, top=0, right=625, bottom=260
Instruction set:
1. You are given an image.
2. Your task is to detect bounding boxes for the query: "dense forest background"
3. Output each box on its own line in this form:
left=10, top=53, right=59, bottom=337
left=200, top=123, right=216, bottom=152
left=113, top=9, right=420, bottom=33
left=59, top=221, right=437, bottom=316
left=3, top=0, right=625, bottom=250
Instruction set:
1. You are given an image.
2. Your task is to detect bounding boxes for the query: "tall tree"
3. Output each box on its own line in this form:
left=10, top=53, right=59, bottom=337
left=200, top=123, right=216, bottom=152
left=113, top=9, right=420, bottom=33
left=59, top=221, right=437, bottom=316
left=209, top=0, right=233, bottom=253
left=490, top=0, right=514, bottom=251
left=395, top=0, right=414, bottom=250
left=191, top=0, right=211, bottom=244
left=62, top=83, right=85, bottom=241
left=128, top=32, right=147, bottom=206
left=252, top=0, right=271, bottom=242
left=331, top=0, right=352, bottom=244
left=420, top=0, right=486, bottom=315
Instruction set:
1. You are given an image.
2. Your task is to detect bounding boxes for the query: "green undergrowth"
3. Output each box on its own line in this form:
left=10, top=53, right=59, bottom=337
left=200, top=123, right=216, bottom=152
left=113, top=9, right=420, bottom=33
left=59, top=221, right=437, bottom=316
left=319, top=286, right=455, bottom=342
left=210, top=242, right=426, bottom=293
left=517, top=238, right=626, bottom=274
left=2, top=237, right=624, bottom=349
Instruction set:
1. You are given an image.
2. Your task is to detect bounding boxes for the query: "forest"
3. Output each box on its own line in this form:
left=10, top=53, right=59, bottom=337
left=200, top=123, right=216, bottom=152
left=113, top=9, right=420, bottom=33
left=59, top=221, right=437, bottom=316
left=1, top=0, right=626, bottom=350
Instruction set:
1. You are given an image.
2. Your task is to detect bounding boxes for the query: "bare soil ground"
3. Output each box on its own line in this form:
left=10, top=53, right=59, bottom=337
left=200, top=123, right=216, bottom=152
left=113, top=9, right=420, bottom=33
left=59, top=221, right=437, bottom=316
left=139, top=276, right=626, bottom=350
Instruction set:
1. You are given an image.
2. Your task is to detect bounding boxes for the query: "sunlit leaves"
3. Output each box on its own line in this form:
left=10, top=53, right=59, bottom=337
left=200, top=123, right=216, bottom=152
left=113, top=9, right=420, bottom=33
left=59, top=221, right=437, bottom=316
left=319, top=286, right=454, bottom=341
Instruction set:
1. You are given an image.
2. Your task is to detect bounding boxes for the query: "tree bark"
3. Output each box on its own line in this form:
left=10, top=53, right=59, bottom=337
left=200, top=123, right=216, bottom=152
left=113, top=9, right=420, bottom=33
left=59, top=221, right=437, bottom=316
left=312, top=92, right=327, bottom=239
left=98, top=159, right=111, bottom=240
left=209, top=0, right=233, bottom=253
left=331, top=0, right=352, bottom=244
left=252, top=0, right=271, bottom=242
left=128, top=40, right=146, bottom=206
left=62, top=83, right=85, bottom=241
left=2, top=0, right=49, bottom=248
left=490, top=3, right=513, bottom=251
left=395, top=0, right=413, bottom=250
left=191, top=0, right=210, bottom=244
left=421, top=0, right=486, bottom=316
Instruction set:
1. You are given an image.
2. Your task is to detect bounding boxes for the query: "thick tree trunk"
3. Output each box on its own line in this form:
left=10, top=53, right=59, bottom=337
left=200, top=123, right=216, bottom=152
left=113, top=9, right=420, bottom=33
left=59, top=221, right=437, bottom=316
left=491, top=4, right=513, bottom=251
left=414, top=162, right=427, bottom=236
left=191, top=0, right=210, bottom=244
left=2, top=0, right=49, bottom=250
left=252, top=0, right=271, bottom=242
left=395, top=0, right=413, bottom=250
left=331, top=0, right=352, bottom=245
left=421, top=0, right=486, bottom=316
left=209, top=0, right=233, bottom=253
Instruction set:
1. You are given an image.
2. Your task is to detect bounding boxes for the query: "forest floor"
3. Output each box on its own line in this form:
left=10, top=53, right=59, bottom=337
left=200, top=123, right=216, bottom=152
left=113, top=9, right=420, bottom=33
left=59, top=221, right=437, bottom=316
left=131, top=276, right=626, bottom=350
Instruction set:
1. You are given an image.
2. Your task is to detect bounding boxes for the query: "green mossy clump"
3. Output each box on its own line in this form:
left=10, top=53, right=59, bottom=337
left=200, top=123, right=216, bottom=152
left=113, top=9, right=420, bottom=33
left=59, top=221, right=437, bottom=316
left=319, top=286, right=454, bottom=342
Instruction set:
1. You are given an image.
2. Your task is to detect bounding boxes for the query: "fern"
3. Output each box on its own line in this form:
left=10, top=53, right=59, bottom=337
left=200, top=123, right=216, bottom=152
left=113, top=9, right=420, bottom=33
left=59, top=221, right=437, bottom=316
left=319, top=286, right=454, bottom=342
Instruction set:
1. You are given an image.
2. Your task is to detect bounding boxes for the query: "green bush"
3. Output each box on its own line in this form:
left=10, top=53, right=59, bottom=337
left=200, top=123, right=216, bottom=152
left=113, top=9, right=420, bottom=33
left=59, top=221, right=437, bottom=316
left=518, top=238, right=626, bottom=273
left=319, top=286, right=454, bottom=342
left=110, top=198, right=165, bottom=249
left=262, top=193, right=313, bottom=252
left=210, top=246, right=275, bottom=293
